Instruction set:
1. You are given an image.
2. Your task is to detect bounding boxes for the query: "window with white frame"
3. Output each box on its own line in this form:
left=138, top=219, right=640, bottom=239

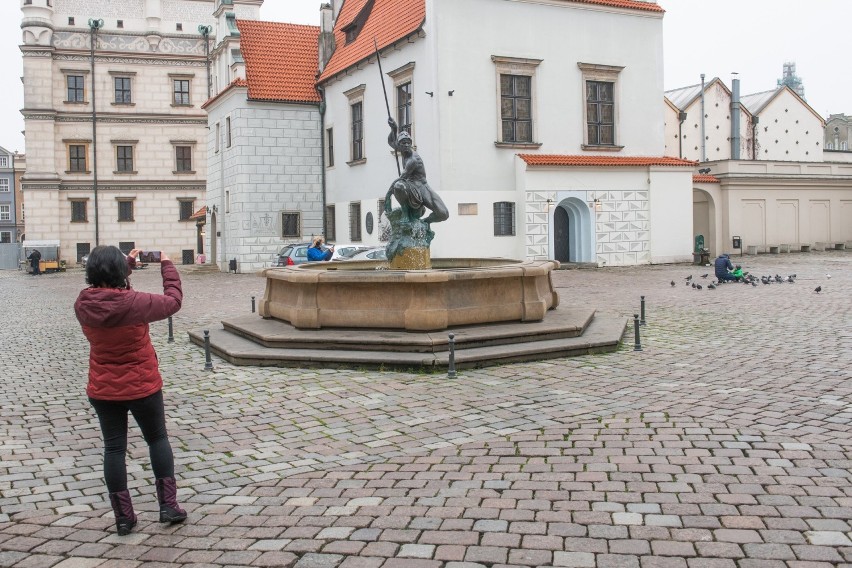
left=215, top=122, right=220, bottom=153
left=349, top=201, right=362, bottom=241
left=0, top=156, right=8, bottom=167
left=388, top=62, right=415, bottom=139
left=492, top=56, right=542, bottom=147
left=0, top=179, right=9, bottom=192
left=0, top=205, right=10, bottom=221
left=344, top=84, right=366, bottom=164
left=578, top=62, right=624, bottom=150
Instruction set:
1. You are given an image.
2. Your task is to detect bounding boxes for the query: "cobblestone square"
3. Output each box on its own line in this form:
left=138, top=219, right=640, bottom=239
left=1, top=252, right=851, bottom=567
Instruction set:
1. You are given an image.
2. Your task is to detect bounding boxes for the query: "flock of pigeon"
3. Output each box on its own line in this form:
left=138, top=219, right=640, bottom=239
left=670, top=272, right=828, bottom=293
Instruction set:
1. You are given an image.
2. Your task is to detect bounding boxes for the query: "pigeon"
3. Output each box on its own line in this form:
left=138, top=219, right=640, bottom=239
left=789, top=274, right=796, bottom=278
left=701, top=274, right=709, bottom=279
left=685, top=275, right=693, bottom=281
left=814, top=286, right=822, bottom=293
left=691, top=282, right=696, bottom=289
left=707, top=283, right=716, bottom=290
left=751, top=282, right=757, bottom=287
left=696, top=284, right=703, bottom=290
left=670, top=280, right=675, bottom=287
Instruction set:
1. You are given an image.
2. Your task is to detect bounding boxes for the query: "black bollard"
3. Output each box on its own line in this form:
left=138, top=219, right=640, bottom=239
left=168, top=316, right=174, bottom=343
left=640, top=296, right=646, bottom=326
left=204, top=330, right=214, bottom=370
left=251, top=296, right=256, bottom=313
left=633, top=314, right=642, bottom=352
left=447, top=333, right=457, bottom=378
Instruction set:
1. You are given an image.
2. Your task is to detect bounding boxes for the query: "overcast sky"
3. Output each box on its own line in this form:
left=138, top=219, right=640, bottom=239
left=1, top=0, right=848, bottom=154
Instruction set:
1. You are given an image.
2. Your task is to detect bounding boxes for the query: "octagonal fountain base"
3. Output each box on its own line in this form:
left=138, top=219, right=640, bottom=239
left=189, top=258, right=628, bottom=370
left=259, top=258, right=560, bottom=332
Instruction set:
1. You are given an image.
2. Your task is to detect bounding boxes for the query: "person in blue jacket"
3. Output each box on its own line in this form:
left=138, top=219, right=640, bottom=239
left=714, top=253, right=736, bottom=282
left=307, top=236, right=334, bottom=262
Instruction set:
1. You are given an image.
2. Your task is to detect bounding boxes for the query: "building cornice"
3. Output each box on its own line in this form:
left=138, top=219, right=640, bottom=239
left=22, top=111, right=207, bottom=125
left=57, top=183, right=207, bottom=192
left=52, top=53, right=206, bottom=67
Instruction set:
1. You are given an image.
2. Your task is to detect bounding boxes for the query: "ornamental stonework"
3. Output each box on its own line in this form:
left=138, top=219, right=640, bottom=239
left=53, top=32, right=207, bottom=56
left=54, top=0, right=144, bottom=18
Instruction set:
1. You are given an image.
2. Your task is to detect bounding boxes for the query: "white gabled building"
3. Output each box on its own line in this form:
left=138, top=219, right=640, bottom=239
left=315, top=0, right=693, bottom=267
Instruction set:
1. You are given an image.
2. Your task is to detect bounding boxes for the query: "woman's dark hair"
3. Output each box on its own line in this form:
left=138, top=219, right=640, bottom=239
left=85, top=245, right=129, bottom=288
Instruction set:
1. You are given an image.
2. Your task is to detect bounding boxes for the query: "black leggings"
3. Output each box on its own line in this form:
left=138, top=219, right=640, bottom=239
left=89, top=390, right=175, bottom=493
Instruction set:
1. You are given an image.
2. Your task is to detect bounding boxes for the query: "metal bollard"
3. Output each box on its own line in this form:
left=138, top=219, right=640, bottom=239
left=447, top=333, right=457, bottom=378
left=167, top=316, right=174, bottom=343
left=640, top=296, right=647, bottom=326
left=633, top=314, right=642, bottom=352
left=251, top=296, right=256, bottom=313
left=204, top=330, right=214, bottom=370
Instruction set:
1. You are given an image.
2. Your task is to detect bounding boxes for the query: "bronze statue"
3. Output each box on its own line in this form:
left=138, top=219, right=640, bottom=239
left=385, top=118, right=449, bottom=226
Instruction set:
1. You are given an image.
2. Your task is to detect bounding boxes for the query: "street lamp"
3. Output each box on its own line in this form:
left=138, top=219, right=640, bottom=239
left=88, top=18, right=104, bottom=246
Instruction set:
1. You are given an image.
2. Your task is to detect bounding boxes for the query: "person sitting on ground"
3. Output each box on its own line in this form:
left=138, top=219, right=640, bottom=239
left=307, top=237, right=334, bottom=262
left=714, top=253, right=737, bottom=282
left=731, top=264, right=744, bottom=281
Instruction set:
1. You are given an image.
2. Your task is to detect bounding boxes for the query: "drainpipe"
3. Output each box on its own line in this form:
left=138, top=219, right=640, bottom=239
left=198, top=25, right=212, bottom=99
left=751, top=116, right=759, bottom=160
left=318, top=88, right=327, bottom=239
left=699, top=73, right=706, bottom=163
left=88, top=18, right=104, bottom=246
left=731, top=74, right=741, bottom=160
left=678, top=111, right=687, bottom=159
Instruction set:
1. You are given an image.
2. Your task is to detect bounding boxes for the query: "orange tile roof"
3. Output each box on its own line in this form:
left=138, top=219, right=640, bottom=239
left=318, top=0, right=426, bottom=83
left=189, top=206, right=208, bottom=220
left=318, top=0, right=660, bottom=83
left=238, top=20, right=321, bottom=103
left=519, top=155, right=697, bottom=167
left=693, top=174, right=720, bottom=183
left=201, top=78, right=248, bottom=109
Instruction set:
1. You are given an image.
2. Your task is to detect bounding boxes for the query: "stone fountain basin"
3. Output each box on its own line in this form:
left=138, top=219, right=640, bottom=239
left=259, top=258, right=560, bottom=331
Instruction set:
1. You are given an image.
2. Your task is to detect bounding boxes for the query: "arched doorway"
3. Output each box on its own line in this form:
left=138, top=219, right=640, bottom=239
left=552, top=196, right=594, bottom=263
left=554, top=206, right=570, bottom=262
left=692, top=189, right=716, bottom=255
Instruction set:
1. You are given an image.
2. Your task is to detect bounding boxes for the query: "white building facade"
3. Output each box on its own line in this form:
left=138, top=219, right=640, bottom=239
left=318, top=0, right=693, bottom=267
left=19, top=0, right=260, bottom=264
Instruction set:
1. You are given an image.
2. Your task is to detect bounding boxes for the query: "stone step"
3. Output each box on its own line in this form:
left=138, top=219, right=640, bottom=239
left=220, top=307, right=596, bottom=353
left=188, top=313, right=627, bottom=370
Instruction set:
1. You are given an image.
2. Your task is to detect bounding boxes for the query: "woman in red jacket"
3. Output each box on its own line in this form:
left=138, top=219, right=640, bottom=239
left=74, top=245, right=186, bottom=536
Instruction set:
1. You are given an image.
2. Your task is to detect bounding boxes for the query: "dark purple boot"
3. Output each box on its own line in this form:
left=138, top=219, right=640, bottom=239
left=108, top=490, right=137, bottom=536
left=155, top=477, right=187, bottom=524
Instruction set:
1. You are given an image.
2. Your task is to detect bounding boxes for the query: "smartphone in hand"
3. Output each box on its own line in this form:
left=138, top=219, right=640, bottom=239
left=140, top=251, right=162, bottom=263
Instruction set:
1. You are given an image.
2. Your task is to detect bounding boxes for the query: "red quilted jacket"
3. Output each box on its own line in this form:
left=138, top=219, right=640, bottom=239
left=74, top=260, right=182, bottom=401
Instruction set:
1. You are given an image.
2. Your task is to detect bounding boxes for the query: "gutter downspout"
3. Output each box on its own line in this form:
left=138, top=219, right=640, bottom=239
left=678, top=111, right=687, bottom=159
left=751, top=116, right=759, bottom=159
left=730, top=75, right=741, bottom=160
left=318, top=87, right=327, bottom=240
left=699, top=73, right=706, bottom=163
left=89, top=19, right=103, bottom=246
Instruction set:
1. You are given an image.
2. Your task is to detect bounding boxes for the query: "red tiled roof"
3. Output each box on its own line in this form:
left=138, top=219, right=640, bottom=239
left=318, top=0, right=426, bottom=82
left=238, top=20, right=321, bottom=103
left=189, top=206, right=208, bottom=220
left=201, top=78, right=248, bottom=109
left=318, top=0, right=660, bottom=83
left=519, top=155, right=698, bottom=167
left=693, top=174, right=720, bottom=183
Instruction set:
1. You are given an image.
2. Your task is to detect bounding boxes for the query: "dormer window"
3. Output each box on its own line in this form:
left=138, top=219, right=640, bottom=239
left=341, top=0, right=374, bottom=45
left=344, top=24, right=358, bottom=44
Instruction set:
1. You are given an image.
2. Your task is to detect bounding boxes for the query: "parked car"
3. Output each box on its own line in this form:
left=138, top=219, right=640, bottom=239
left=272, top=242, right=311, bottom=266
left=345, top=247, right=388, bottom=261
left=330, top=244, right=371, bottom=261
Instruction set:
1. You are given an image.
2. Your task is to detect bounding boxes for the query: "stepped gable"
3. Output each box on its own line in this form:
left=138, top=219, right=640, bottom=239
left=237, top=20, right=321, bottom=103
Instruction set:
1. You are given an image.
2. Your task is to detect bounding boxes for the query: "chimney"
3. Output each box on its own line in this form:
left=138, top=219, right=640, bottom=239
left=319, top=3, right=336, bottom=73
left=731, top=74, right=741, bottom=160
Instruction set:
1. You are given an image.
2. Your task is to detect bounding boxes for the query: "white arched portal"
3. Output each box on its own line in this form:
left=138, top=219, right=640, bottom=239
left=692, top=188, right=716, bottom=255
left=550, top=193, right=596, bottom=263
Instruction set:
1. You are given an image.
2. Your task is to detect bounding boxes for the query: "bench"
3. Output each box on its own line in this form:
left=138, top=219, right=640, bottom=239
left=779, top=244, right=790, bottom=253
left=801, top=244, right=811, bottom=252
left=833, top=242, right=846, bottom=251
left=768, top=245, right=780, bottom=254
left=746, top=245, right=759, bottom=255
left=814, top=242, right=827, bottom=251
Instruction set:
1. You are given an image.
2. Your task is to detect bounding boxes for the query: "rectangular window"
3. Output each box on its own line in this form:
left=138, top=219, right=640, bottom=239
left=118, top=242, right=135, bottom=254
left=173, top=79, right=190, bottom=105
left=325, top=205, right=336, bottom=242
left=281, top=212, right=301, bottom=238
left=377, top=199, right=388, bottom=242
left=76, top=242, right=90, bottom=262
left=67, top=75, right=85, bottom=102
left=225, top=190, right=230, bottom=213
left=114, top=77, right=132, bottom=104
left=226, top=117, right=232, bottom=148
left=179, top=200, right=194, bottom=221
left=68, top=145, right=87, bottom=172
left=0, top=156, right=8, bottom=167
left=349, top=202, right=362, bottom=242
left=458, top=203, right=479, bottom=215
left=215, top=122, right=220, bottom=153
left=117, top=200, right=134, bottom=222
left=351, top=102, right=364, bottom=161
left=0, top=205, right=10, bottom=221
left=0, top=179, right=9, bottom=192
left=71, top=200, right=87, bottom=222
left=586, top=81, right=615, bottom=146
left=1, top=231, right=12, bottom=243
left=500, top=75, right=532, bottom=143
left=493, top=202, right=516, bottom=236
left=116, top=145, right=134, bottom=172
left=396, top=82, right=412, bottom=135
left=175, top=146, right=192, bottom=172
left=326, top=127, right=334, bottom=167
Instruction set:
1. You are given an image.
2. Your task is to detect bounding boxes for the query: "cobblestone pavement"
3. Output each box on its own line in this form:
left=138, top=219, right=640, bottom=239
left=1, top=252, right=851, bottom=567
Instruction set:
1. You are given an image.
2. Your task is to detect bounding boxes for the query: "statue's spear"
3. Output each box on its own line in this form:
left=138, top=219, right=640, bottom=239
left=374, top=38, right=401, bottom=176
